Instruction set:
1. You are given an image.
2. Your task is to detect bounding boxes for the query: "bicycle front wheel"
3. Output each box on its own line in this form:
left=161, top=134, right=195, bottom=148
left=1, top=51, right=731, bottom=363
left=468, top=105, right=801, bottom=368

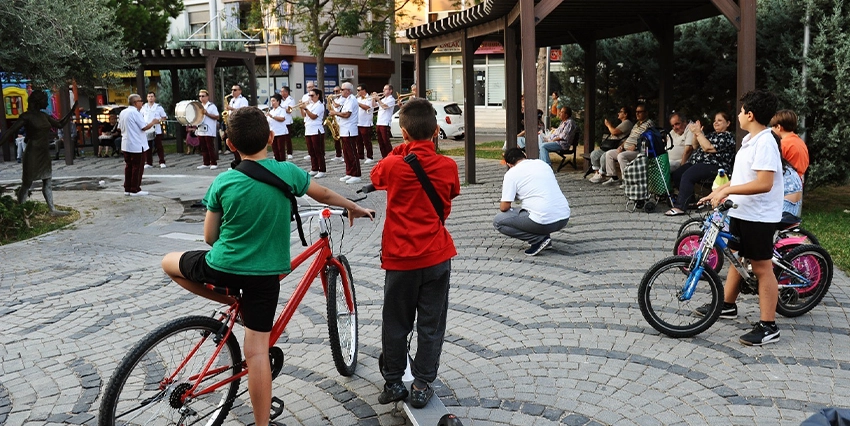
left=326, top=255, right=359, bottom=376
left=775, top=244, right=833, bottom=317
left=98, top=316, right=242, bottom=426
left=638, top=256, right=724, bottom=338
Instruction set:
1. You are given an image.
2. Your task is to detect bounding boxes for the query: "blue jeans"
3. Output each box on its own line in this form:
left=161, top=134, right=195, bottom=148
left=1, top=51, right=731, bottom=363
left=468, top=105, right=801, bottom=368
left=540, top=142, right=562, bottom=165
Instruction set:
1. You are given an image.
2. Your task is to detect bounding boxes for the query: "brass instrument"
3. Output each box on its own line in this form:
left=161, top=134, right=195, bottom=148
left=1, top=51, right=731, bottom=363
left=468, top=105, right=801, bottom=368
left=397, top=92, right=415, bottom=104
left=221, top=93, right=233, bottom=122
left=324, top=94, right=341, bottom=141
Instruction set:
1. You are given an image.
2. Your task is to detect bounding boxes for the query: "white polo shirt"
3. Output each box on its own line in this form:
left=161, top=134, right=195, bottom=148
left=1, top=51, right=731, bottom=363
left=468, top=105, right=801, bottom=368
left=304, top=101, right=325, bottom=136
left=229, top=95, right=249, bottom=110
left=140, top=102, right=167, bottom=134
left=728, top=128, right=784, bottom=223
left=357, top=95, right=375, bottom=127
left=336, top=95, right=358, bottom=137
left=197, top=102, right=218, bottom=137
left=118, top=107, right=149, bottom=153
left=267, top=106, right=288, bottom=136
left=376, top=95, right=395, bottom=126
left=281, top=95, right=295, bottom=125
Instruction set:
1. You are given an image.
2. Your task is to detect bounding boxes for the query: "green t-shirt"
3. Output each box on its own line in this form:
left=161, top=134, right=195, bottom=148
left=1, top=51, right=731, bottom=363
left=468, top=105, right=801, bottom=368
left=203, top=159, right=310, bottom=275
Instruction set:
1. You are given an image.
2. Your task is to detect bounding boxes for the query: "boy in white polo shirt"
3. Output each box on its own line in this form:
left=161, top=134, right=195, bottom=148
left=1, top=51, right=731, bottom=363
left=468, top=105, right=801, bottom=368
left=696, top=90, right=782, bottom=346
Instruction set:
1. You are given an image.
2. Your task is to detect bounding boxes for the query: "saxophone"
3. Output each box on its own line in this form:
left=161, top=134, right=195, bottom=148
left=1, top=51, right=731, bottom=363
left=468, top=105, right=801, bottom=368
left=324, top=94, right=341, bottom=141
left=221, top=93, right=233, bottom=123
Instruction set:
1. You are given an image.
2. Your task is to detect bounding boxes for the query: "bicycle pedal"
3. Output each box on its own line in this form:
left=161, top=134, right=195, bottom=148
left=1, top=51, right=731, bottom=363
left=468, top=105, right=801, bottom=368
left=270, top=396, right=285, bottom=420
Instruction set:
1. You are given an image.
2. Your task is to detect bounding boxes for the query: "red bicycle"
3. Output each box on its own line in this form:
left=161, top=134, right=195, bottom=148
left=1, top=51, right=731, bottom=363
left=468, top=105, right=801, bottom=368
left=98, top=205, right=366, bottom=425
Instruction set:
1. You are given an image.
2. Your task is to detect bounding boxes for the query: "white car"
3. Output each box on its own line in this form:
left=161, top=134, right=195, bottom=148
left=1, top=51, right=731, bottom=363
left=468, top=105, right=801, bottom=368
left=390, top=101, right=464, bottom=140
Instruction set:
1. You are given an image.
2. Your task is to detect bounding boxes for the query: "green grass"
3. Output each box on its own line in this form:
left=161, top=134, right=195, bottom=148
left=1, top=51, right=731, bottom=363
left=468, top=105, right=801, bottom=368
left=440, top=141, right=505, bottom=160
left=0, top=204, right=79, bottom=245
left=801, top=185, right=850, bottom=274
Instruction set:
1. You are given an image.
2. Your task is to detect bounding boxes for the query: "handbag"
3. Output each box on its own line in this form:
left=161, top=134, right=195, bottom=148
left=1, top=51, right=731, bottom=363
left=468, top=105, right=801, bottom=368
left=599, top=135, right=622, bottom=151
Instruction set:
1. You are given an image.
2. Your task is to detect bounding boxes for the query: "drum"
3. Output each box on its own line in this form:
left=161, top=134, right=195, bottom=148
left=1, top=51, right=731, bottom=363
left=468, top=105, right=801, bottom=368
left=175, top=100, right=204, bottom=126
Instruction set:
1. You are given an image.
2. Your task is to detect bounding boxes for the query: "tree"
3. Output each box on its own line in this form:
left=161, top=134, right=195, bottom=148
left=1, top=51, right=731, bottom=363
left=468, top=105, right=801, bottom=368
left=105, top=0, right=183, bottom=50
left=0, top=0, right=131, bottom=92
left=250, top=0, right=423, bottom=92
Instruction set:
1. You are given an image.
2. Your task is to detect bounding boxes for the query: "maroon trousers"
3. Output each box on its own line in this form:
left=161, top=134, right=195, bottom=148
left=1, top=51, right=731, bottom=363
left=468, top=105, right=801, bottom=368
left=285, top=125, right=294, bottom=155
left=333, top=136, right=342, bottom=158
left=357, top=126, right=373, bottom=159
left=376, top=125, right=393, bottom=158
left=272, top=135, right=287, bottom=161
left=306, top=133, right=326, bottom=172
left=123, top=151, right=145, bottom=193
left=341, top=136, right=361, bottom=177
left=199, top=136, right=217, bottom=166
left=146, top=134, right=166, bottom=165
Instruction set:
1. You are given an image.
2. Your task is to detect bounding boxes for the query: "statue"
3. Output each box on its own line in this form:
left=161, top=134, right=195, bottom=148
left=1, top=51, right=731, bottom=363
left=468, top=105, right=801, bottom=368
left=0, top=90, right=77, bottom=216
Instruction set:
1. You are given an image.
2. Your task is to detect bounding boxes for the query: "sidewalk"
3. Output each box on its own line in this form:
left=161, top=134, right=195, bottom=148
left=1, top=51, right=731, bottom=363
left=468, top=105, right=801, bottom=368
left=1, top=150, right=848, bottom=425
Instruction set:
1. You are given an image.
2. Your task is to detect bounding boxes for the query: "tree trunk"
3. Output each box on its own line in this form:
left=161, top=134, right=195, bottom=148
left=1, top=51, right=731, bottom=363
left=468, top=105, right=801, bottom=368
left=536, top=48, right=548, bottom=115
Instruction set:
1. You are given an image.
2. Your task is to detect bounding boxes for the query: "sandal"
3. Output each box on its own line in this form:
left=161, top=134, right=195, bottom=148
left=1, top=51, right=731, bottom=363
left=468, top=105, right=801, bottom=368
left=664, top=209, right=686, bottom=217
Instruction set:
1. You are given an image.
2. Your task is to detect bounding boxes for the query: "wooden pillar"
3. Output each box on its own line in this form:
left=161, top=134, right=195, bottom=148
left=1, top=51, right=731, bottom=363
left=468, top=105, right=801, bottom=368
left=0, top=103, right=9, bottom=162
left=414, top=40, right=428, bottom=99
left=205, top=56, right=218, bottom=105
left=504, top=19, right=520, bottom=150
left=136, top=64, right=146, bottom=98
left=462, top=32, right=484, bottom=185
left=658, top=23, right=674, bottom=126
left=245, top=58, right=258, bottom=106
left=736, top=0, right=757, bottom=145
left=580, top=39, right=597, bottom=170
left=519, top=0, right=538, bottom=160
left=170, top=67, right=184, bottom=153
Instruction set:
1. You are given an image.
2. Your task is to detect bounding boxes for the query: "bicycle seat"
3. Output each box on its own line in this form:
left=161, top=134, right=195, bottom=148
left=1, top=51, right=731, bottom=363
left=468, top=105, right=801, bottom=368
left=777, top=212, right=802, bottom=230
left=204, top=283, right=242, bottom=298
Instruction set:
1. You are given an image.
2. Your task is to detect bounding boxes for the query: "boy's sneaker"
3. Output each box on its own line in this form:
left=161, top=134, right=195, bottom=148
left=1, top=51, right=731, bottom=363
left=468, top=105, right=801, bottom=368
left=602, top=177, right=620, bottom=186
left=378, top=381, right=409, bottom=404
left=589, top=173, right=605, bottom=183
left=740, top=321, right=780, bottom=346
left=693, top=302, right=737, bottom=319
left=524, top=237, right=551, bottom=256
left=409, top=383, right=434, bottom=409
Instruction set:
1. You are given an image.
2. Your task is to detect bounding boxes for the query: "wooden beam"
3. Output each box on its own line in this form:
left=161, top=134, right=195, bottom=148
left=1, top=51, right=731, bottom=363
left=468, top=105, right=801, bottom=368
left=504, top=18, right=520, bottom=151
left=413, top=41, right=434, bottom=99
left=520, top=0, right=539, bottom=160
left=534, top=0, right=564, bottom=23
left=711, top=0, right=741, bottom=31
left=580, top=38, right=596, bottom=169
left=736, top=0, right=756, bottom=145
left=462, top=31, right=484, bottom=184
left=658, top=22, right=674, bottom=126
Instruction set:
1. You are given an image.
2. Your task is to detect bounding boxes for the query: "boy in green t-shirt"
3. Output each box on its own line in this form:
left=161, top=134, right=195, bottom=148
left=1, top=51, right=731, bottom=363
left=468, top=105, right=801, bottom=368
left=162, top=107, right=374, bottom=426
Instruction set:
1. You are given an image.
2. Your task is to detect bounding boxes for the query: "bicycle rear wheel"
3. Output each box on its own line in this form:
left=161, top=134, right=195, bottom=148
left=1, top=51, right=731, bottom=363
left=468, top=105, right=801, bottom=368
left=98, top=316, right=242, bottom=426
left=673, top=230, right=723, bottom=273
left=326, top=255, right=359, bottom=376
left=638, top=256, right=724, bottom=338
left=775, top=244, right=833, bottom=317
left=677, top=218, right=703, bottom=238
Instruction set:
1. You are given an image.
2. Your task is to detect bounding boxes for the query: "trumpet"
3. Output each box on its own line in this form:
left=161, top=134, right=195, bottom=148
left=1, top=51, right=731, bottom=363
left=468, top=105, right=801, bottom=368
left=289, top=100, right=310, bottom=112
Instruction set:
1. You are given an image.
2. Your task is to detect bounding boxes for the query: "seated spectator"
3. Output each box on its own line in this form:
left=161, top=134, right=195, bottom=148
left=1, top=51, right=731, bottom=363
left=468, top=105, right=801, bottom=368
left=494, top=148, right=571, bottom=256
left=666, top=112, right=695, bottom=171
left=595, top=104, right=654, bottom=187
left=505, top=109, right=544, bottom=151
left=770, top=109, right=808, bottom=180
left=98, top=114, right=121, bottom=157
left=665, top=111, right=736, bottom=216
left=588, top=106, right=634, bottom=182
left=539, top=106, right=577, bottom=166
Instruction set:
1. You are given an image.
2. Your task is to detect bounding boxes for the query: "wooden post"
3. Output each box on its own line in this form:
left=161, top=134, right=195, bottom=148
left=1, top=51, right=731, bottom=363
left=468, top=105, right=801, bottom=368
left=519, top=0, right=538, bottom=160
left=504, top=19, right=520, bottom=151
left=170, top=67, right=184, bottom=154
left=658, top=23, right=674, bottom=126
left=736, top=0, right=757, bottom=145
left=462, top=32, right=484, bottom=185
left=580, top=39, right=597, bottom=171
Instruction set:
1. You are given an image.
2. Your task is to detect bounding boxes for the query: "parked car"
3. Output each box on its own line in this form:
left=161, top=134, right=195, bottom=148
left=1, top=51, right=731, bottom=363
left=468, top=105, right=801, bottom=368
left=390, top=101, right=464, bottom=140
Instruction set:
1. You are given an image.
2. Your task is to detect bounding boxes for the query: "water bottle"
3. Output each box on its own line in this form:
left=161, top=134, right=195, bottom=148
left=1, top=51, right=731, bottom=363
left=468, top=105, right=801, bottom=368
left=712, top=168, right=729, bottom=191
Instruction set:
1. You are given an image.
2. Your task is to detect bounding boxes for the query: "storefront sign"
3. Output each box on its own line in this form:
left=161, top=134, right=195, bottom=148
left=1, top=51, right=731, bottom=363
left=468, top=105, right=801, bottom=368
left=549, top=48, right=562, bottom=62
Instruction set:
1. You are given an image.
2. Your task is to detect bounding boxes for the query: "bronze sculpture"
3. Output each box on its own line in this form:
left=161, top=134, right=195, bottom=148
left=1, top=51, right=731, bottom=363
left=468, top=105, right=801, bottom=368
left=0, top=90, right=78, bottom=215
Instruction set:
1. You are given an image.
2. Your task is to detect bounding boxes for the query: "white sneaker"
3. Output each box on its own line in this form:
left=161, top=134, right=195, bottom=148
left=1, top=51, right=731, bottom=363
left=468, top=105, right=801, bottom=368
left=308, top=170, right=318, bottom=176
left=286, top=154, right=293, bottom=160
left=602, top=177, right=619, bottom=186
left=197, top=165, right=209, bottom=169
left=160, top=163, right=167, bottom=168
left=345, top=176, right=362, bottom=184
left=143, top=164, right=153, bottom=169
left=303, top=155, right=311, bottom=161
left=130, top=191, right=149, bottom=196
left=209, top=165, right=218, bottom=170
left=314, top=172, right=326, bottom=178
left=364, top=158, right=375, bottom=164
left=124, top=192, right=130, bottom=196
left=589, top=173, right=605, bottom=183
left=333, top=156, right=344, bottom=162
left=340, top=175, right=352, bottom=181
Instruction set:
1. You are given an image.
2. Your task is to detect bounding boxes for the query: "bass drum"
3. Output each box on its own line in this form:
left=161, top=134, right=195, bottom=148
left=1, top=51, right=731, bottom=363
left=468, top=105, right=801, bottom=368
left=175, top=100, right=204, bottom=126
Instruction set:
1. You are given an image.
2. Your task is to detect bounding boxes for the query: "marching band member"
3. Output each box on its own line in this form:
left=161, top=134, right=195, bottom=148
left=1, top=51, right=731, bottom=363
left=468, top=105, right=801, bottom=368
left=375, top=84, right=396, bottom=158
left=224, top=84, right=250, bottom=163
left=280, top=86, right=296, bottom=160
left=356, top=84, right=376, bottom=164
left=301, top=88, right=327, bottom=178
left=141, top=92, right=168, bottom=168
left=300, top=81, right=316, bottom=161
left=328, top=82, right=361, bottom=184
left=266, top=94, right=289, bottom=161
left=196, top=89, right=219, bottom=170
left=329, top=86, right=343, bottom=162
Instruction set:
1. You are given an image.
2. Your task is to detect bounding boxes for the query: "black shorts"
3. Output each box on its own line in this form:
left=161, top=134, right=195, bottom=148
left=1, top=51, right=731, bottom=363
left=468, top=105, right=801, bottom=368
left=727, top=217, right=777, bottom=261
left=179, top=250, right=280, bottom=332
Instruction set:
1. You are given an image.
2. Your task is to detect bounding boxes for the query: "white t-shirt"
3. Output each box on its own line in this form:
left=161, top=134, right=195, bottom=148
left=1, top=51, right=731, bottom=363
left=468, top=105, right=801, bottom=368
left=281, top=95, right=295, bottom=125
left=728, top=128, right=784, bottom=223
left=376, top=95, right=395, bottom=126
left=304, top=101, right=325, bottom=136
left=197, top=102, right=218, bottom=137
left=336, top=95, right=358, bottom=137
left=140, top=102, right=167, bottom=134
left=357, top=95, right=375, bottom=127
left=500, top=159, right=571, bottom=224
left=267, top=106, right=288, bottom=136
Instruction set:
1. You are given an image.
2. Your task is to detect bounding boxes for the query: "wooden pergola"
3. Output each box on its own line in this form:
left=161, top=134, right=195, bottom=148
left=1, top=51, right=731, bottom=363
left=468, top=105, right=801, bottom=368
left=405, top=0, right=756, bottom=184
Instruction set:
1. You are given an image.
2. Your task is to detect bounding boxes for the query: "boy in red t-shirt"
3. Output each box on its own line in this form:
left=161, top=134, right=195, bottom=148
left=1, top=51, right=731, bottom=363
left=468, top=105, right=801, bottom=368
left=370, top=98, right=460, bottom=408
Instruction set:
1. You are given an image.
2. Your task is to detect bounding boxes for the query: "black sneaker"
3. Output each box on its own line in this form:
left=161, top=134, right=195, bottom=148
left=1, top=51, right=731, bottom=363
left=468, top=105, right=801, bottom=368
left=525, top=237, right=551, bottom=256
left=693, top=302, right=737, bottom=319
left=409, top=383, right=434, bottom=409
left=378, top=381, right=408, bottom=404
left=740, top=321, right=780, bottom=346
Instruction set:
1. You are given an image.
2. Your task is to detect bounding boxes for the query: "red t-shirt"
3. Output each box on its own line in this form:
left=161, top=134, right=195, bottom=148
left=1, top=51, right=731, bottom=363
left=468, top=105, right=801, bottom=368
left=370, top=140, right=460, bottom=270
left=780, top=133, right=809, bottom=179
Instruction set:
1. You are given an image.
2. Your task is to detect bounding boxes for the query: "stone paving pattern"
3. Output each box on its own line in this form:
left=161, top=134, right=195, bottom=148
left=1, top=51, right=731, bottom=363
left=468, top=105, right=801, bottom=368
left=1, top=148, right=849, bottom=426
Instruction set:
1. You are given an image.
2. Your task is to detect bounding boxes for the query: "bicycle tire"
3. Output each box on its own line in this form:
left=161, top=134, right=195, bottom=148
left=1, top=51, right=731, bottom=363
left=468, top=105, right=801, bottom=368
left=326, top=255, right=359, bottom=376
left=677, top=218, right=703, bottom=238
left=778, top=227, right=820, bottom=246
left=638, top=256, right=724, bottom=338
left=673, top=230, right=723, bottom=273
left=775, top=244, right=833, bottom=318
left=98, top=316, right=242, bottom=426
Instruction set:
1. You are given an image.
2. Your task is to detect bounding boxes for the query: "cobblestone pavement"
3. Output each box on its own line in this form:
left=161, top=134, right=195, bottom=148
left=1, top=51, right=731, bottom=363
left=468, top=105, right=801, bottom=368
left=1, top=150, right=849, bottom=426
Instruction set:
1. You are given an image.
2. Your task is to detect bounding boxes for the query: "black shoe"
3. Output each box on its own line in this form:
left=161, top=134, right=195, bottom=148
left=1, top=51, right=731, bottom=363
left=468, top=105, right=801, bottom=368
left=409, top=383, right=434, bottom=409
left=693, top=302, right=737, bottom=319
left=378, top=381, right=408, bottom=404
left=740, top=321, right=780, bottom=346
left=524, top=237, right=551, bottom=256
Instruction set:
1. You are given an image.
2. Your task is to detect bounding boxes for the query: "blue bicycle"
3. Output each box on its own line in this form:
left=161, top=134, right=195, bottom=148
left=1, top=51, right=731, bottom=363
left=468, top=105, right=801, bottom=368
left=638, top=200, right=833, bottom=338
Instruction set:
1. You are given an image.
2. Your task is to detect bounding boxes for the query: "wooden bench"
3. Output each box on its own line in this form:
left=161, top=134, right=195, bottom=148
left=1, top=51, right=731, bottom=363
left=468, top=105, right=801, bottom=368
left=555, top=128, right=581, bottom=172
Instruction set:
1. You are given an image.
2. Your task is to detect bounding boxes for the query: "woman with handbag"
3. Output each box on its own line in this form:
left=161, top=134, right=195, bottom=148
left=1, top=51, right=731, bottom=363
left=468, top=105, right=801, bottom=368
left=588, top=106, right=634, bottom=182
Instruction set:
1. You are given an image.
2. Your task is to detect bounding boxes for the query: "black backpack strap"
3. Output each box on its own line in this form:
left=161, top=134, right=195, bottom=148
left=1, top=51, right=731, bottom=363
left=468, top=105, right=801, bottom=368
left=403, top=153, right=445, bottom=225
left=235, top=160, right=308, bottom=246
